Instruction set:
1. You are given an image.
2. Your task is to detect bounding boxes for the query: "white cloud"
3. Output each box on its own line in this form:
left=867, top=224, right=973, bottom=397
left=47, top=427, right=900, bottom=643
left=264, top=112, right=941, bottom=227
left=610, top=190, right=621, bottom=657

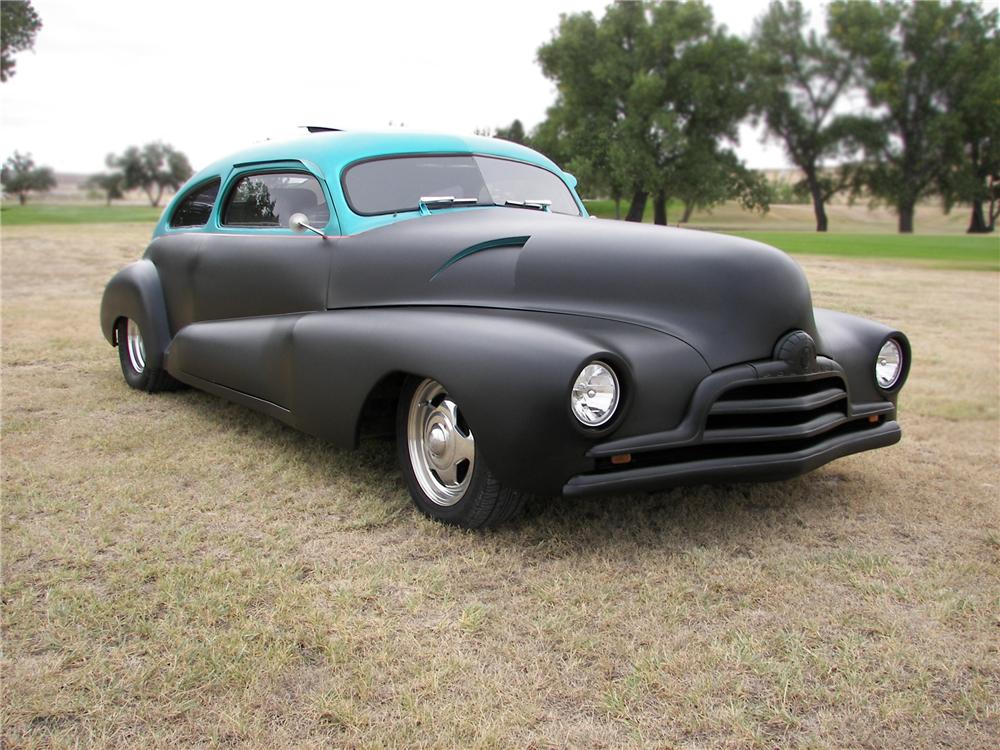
left=2, top=0, right=798, bottom=173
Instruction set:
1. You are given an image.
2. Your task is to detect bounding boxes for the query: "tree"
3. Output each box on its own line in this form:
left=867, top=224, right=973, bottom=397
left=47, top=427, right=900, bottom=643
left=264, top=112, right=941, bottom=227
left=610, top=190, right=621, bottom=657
left=109, top=142, right=193, bottom=207
left=1, top=151, right=55, bottom=204
left=84, top=172, right=125, bottom=206
left=528, top=109, right=572, bottom=168
left=751, top=0, right=857, bottom=231
left=536, top=8, right=626, bottom=212
left=643, top=5, right=757, bottom=224
left=494, top=119, right=527, bottom=145
left=934, top=3, right=999, bottom=233
left=828, top=0, right=976, bottom=233
left=674, top=146, right=770, bottom=223
left=538, top=1, right=754, bottom=225
left=1, top=1, right=41, bottom=82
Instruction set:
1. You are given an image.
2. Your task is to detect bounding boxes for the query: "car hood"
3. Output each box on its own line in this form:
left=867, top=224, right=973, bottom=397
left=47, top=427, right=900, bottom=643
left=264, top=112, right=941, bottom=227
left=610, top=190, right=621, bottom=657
left=329, top=209, right=817, bottom=370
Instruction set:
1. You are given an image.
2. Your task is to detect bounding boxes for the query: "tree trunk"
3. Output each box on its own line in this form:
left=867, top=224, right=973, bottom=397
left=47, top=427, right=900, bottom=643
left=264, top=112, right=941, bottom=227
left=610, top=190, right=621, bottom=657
left=681, top=200, right=695, bottom=224
left=989, top=176, right=999, bottom=230
left=964, top=141, right=994, bottom=233
left=810, top=187, right=828, bottom=232
left=614, top=197, right=621, bottom=220
left=967, top=199, right=991, bottom=233
left=18, top=192, right=26, bottom=205
left=897, top=202, right=915, bottom=233
left=151, top=184, right=164, bottom=208
left=624, top=190, right=647, bottom=222
left=653, top=192, right=667, bottom=225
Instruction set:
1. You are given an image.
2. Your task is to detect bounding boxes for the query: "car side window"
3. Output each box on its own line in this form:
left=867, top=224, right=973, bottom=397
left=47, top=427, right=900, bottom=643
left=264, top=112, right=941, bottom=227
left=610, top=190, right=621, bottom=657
left=222, top=172, right=331, bottom=228
left=170, top=179, right=221, bottom=228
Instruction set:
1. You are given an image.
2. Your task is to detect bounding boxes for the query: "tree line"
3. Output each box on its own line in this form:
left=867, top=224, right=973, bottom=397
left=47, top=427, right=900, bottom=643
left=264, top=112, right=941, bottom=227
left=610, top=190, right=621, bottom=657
left=1, top=142, right=193, bottom=208
left=496, top=0, right=999, bottom=234
left=3, top=0, right=995, bottom=232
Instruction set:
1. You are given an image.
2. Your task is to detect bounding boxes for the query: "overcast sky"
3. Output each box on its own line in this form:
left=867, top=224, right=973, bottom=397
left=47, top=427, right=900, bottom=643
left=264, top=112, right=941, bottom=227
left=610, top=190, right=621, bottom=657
left=1, top=0, right=829, bottom=174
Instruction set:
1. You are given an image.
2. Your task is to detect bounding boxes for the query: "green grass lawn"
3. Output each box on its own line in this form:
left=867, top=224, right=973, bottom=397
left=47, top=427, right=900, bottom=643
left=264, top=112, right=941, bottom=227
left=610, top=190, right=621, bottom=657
left=731, top=231, right=999, bottom=270
left=582, top=199, right=998, bottom=269
left=0, top=203, right=163, bottom=225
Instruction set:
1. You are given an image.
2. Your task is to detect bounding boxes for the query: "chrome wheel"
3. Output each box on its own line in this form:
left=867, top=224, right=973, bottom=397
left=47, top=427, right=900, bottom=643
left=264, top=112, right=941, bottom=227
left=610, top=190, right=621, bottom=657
left=406, top=379, right=475, bottom=507
left=126, top=319, right=146, bottom=373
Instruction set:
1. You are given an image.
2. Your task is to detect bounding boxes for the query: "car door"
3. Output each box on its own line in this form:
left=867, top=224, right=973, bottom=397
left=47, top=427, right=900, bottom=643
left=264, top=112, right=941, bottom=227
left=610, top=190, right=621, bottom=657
left=156, top=164, right=340, bottom=405
left=190, top=165, right=337, bottom=322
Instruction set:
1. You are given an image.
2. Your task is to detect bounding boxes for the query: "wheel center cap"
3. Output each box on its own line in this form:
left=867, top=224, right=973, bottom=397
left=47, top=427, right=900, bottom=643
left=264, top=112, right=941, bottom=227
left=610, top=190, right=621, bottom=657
left=425, top=416, right=455, bottom=471
left=428, top=424, right=449, bottom=456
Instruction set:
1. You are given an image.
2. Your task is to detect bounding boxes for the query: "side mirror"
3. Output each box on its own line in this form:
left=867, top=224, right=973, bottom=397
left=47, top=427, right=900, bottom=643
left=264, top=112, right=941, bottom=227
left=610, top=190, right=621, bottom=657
left=288, top=212, right=326, bottom=238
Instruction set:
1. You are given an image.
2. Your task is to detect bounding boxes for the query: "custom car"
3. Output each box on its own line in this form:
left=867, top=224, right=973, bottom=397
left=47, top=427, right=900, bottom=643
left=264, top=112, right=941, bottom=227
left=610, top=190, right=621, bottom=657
left=101, top=129, right=910, bottom=527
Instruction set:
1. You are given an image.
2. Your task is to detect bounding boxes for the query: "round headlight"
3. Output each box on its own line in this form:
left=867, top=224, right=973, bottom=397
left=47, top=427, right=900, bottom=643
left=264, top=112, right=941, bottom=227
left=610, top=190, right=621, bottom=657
left=875, top=339, right=904, bottom=389
left=571, top=361, right=620, bottom=427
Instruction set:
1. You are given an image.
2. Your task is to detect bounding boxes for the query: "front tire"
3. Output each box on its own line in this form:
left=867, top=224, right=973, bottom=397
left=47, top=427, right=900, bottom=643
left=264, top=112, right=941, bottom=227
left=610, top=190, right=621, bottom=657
left=396, top=377, right=528, bottom=528
left=115, top=317, right=176, bottom=393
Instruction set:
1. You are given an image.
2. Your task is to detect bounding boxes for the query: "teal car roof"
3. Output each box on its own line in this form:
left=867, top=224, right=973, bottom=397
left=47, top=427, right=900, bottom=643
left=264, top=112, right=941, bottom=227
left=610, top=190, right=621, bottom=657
left=158, top=130, right=583, bottom=237
left=197, top=130, right=565, bottom=184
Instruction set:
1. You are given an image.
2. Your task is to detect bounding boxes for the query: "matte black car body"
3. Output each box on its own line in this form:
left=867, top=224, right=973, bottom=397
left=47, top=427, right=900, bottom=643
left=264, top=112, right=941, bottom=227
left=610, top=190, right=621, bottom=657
left=101, top=131, right=909, bottom=519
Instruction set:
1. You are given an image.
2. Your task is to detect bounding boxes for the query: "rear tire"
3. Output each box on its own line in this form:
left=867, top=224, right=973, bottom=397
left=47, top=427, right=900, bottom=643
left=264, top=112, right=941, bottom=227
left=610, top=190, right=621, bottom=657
left=115, top=317, right=177, bottom=393
left=396, top=376, right=528, bottom=528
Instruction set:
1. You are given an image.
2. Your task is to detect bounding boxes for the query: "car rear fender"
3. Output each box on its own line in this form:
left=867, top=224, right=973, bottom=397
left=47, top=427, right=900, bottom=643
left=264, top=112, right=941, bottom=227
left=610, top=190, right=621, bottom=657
left=99, top=260, right=172, bottom=371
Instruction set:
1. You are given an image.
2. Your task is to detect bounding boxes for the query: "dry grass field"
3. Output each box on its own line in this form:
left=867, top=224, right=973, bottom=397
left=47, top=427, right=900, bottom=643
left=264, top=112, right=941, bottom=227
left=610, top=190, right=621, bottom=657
left=2, top=223, right=998, bottom=749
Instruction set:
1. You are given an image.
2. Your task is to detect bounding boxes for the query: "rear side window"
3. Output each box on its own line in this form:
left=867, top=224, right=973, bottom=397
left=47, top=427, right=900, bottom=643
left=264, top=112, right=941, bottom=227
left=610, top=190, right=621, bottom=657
left=170, top=179, right=220, bottom=227
left=222, top=172, right=330, bottom=227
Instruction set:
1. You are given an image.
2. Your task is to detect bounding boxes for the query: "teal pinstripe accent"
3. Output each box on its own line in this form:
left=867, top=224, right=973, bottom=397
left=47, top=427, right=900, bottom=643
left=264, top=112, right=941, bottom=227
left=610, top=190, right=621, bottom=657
left=430, top=235, right=531, bottom=280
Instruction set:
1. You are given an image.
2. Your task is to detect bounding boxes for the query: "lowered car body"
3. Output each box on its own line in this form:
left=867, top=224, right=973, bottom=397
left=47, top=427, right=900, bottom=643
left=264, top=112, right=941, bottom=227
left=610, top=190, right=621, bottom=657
left=101, top=130, right=909, bottom=527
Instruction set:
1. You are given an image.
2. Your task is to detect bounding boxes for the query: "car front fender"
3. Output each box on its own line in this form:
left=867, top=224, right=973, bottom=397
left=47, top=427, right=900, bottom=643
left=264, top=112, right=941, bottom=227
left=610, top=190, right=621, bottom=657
left=288, top=307, right=709, bottom=495
left=814, top=308, right=910, bottom=404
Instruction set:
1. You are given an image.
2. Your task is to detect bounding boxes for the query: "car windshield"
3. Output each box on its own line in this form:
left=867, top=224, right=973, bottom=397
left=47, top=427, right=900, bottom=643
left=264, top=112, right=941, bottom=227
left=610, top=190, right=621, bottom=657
left=342, top=155, right=581, bottom=217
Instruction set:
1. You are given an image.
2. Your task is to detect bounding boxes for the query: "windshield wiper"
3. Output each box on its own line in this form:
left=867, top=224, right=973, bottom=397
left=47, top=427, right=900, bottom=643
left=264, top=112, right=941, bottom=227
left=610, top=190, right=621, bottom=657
left=418, top=196, right=478, bottom=215
left=503, top=199, right=552, bottom=212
